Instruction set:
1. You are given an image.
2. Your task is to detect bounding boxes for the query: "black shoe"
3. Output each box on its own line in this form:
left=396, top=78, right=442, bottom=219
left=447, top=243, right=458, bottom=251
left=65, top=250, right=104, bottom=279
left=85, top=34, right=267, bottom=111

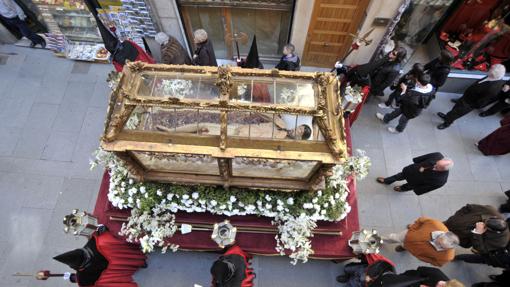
left=336, top=275, right=348, bottom=283
left=451, top=98, right=459, bottom=104
left=395, top=245, right=406, bottom=252
left=437, top=123, right=450, bottom=130
left=437, top=112, right=446, bottom=119
left=29, top=42, right=36, bottom=48
left=40, top=39, right=46, bottom=49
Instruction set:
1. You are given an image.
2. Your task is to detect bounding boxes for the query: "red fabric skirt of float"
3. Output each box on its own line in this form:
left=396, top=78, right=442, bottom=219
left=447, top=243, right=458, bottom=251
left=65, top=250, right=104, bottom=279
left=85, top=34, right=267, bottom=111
left=93, top=122, right=359, bottom=260
left=85, top=232, right=146, bottom=287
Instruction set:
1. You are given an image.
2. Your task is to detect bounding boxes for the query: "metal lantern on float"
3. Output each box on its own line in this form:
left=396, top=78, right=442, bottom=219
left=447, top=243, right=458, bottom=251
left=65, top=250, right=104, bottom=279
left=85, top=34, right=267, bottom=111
left=63, top=209, right=99, bottom=237
left=348, top=229, right=383, bottom=254
left=211, top=220, right=237, bottom=248
left=341, top=85, right=363, bottom=114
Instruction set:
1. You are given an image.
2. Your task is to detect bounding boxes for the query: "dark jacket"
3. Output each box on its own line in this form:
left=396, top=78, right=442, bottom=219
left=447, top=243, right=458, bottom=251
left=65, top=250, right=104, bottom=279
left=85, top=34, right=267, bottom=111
left=444, top=204, right=509, bottom=252
left=402, top=152, right=449, bottom=195
left=461, top=78, right=505, bottom=108
left=424, top=58, right=451, bottom=88
left=400, top=86, right=435, bottom=119
left=275, top=54, right=300, bottom=71
left=161, top=36, right=191, bottom=65
left=368, top=273, right=424, bottom=287
left=369, top=57, right=401, bottom=95
left=401, top=267, right=449, bottom=287
left=192, top=40, right=217, bottom=67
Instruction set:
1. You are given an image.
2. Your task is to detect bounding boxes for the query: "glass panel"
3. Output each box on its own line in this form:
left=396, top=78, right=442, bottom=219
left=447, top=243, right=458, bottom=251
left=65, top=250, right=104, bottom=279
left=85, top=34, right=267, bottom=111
left=228, top=112, right=274, bottom=138
left=136, top=73, right=219, bottom=100
left=394, top=0, right=454, bottom=48
left=232, top=158, right=318, bottom=179
left=183, top=6, right=227, bottom=59
left=132, top=151, right=220, bottom=175
left=230, top=8, right=292, bottom=58
left=275, top=81, right=316, bottom=107
left=230, top=77, right=274, bottom=104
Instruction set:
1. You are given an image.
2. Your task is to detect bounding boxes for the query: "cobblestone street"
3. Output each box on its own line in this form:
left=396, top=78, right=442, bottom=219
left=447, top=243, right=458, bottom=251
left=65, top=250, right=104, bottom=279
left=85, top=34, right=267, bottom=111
left=0, top=44, right=509, bottom=286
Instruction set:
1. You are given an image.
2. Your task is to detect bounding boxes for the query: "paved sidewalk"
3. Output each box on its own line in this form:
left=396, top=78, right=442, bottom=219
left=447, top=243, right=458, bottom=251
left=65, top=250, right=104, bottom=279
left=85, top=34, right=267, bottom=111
left=0, top=44, right=508, bottom=287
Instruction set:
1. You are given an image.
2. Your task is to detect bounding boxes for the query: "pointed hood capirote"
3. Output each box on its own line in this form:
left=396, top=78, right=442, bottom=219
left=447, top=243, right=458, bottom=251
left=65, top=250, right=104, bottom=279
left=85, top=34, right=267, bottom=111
left=242, top=35, right=263, bottom=69
left=53, top=249, right=86, bottom=270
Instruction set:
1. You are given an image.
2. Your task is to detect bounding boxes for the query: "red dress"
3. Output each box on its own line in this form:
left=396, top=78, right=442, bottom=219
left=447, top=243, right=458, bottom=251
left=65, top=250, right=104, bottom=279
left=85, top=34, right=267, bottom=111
left=478, top=116, right=510, bottom=155
left=90, top=231, right=146, bottom=287
left=112, top=40, right=156, bottom=72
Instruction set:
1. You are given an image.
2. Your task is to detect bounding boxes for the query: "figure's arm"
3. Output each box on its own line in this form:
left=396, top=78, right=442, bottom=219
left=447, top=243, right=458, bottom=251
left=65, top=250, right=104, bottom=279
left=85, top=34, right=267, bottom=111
left=157, top=124, right=209, bottom=134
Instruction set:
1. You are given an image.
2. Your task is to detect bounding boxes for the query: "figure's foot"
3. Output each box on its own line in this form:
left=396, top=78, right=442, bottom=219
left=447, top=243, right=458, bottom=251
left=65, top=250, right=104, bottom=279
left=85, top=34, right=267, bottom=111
left=376, top=177, right=386, bottom=184
left=376, top=112, right=385, bottom=122
left=29, top=42, right=36, bottom=48
left=437, top=112, right=446, bottom=119
left=393, top=186, right=402, bottom=192
left=450, top=98, right=459, bottom=104
left=395, top=245, right=406, bottom=252
left=378, top=103, right=390, bottom=109
left=336, top=275, right=348, bottom=283
left=387, top=127, right=400, bottom=133
left=437, top=123, right=449, bottom=130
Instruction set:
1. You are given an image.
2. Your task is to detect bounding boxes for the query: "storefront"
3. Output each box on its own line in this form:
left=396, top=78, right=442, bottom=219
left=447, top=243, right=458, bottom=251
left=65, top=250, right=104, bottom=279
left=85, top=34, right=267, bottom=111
left=175, top=0, right=295, bottom=61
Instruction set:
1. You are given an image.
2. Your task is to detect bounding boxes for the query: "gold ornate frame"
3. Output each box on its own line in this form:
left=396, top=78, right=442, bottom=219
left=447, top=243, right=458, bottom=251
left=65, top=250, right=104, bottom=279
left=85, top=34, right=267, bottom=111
left=101, top=62, right=347, bottom=191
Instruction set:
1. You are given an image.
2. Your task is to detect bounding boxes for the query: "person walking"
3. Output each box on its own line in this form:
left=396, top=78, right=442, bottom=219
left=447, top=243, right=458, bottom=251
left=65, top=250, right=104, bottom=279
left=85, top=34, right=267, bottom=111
left=376, top=152, right=452, bottom=195
left=424, top=49, right=454, bottom=93
left=378, top=63, right=424, bottom=109
left=275, top=43, right=300, bottom=71
left=376, top=73, right=434, bottom=133
left=192, top=29, right=217, bottom=67
left=383, top=217, right=459, bottom=267
left=437, top=64, right=506, bottom=129
left=444, top=204, right=509, bottom=254
left=479, top=80, right=510, bottom=117
left=0, top=0, right=45, bottom=48
left=155, top=32, right=191, bottom=65
left=368, top=47, right=407, bottom=98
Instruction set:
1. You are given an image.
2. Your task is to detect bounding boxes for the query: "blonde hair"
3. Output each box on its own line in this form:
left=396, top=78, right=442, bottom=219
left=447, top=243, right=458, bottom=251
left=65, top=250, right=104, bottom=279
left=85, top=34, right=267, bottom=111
left=193, top=29, right=208, bottom=44
left=445, top=279, right=464, bottom=287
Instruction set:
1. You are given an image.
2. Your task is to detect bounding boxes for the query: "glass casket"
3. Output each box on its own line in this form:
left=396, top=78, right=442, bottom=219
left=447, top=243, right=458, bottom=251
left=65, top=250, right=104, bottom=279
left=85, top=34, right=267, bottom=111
left=101, top=62, right=348, bottom=191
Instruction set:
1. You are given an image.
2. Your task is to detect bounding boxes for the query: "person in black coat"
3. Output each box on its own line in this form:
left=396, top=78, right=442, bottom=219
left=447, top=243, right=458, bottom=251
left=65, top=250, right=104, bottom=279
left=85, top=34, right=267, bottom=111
left=275, top=43, right=300, bottom=71
left=53, top=236, right=108, bottom=286
left=379, top=63, right=424, bottom=108
left=401, top=267, right=450, bottom=287
left=437, top=64, right=506, bottom=129
left=368, top=47, right=407, bottom=98
left=424, top=49, right=454, bottom=92
left=444, top=204, right=509, bottom=253
left=376, top=73, right=435, bottom=133
left=479, top=80, right=510, bottom=117
left=376, top=152, right=452, bottom=194
left=192, top=29, right=217, bottom=67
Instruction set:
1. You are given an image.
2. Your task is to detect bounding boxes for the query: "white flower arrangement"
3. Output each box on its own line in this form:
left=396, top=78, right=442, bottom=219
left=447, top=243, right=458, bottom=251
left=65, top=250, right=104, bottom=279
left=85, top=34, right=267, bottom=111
left=90, top=149, right=371, bottom=263
left=156, top=79, right=193, bottom=99
left=344, top=85, right=363, bottom=104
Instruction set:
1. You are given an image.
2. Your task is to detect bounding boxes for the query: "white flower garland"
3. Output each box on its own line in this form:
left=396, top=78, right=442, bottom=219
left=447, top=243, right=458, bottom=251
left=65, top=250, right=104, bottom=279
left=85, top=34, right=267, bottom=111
left=91, top=149, right=370, bottom=264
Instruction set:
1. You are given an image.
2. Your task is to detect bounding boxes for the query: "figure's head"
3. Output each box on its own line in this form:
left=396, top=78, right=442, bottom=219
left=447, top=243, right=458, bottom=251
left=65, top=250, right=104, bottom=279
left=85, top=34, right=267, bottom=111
left=155, top=32, right=170, bottom=45
left=365, top=260, right=395, bottom=283
left=434, top=157, right=453, bottom=171
left=434, top=231, right=459, bottom=250
left=288, top=124, right=312, bottom=140
left=485, top=217, right=508, bottom=233
left=283, top=44, right=295, bottom=56
left=488, top=64, right=506, bottom=80
left=415, top=73, right=431, bottom=88
left=439, top=49, right=454, bottom=65
left=210, top=257, right=236, bottom=285
left=193, top=29, right=208, bottom=44
left=388, top=47, right=407, bottom=63
left=411, top=63, right=424, bottom=75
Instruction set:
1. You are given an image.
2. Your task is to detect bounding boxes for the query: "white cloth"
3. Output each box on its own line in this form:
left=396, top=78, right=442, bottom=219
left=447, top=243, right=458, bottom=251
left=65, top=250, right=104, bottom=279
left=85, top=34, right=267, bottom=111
left=0, top=0, right=25, bottom=19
